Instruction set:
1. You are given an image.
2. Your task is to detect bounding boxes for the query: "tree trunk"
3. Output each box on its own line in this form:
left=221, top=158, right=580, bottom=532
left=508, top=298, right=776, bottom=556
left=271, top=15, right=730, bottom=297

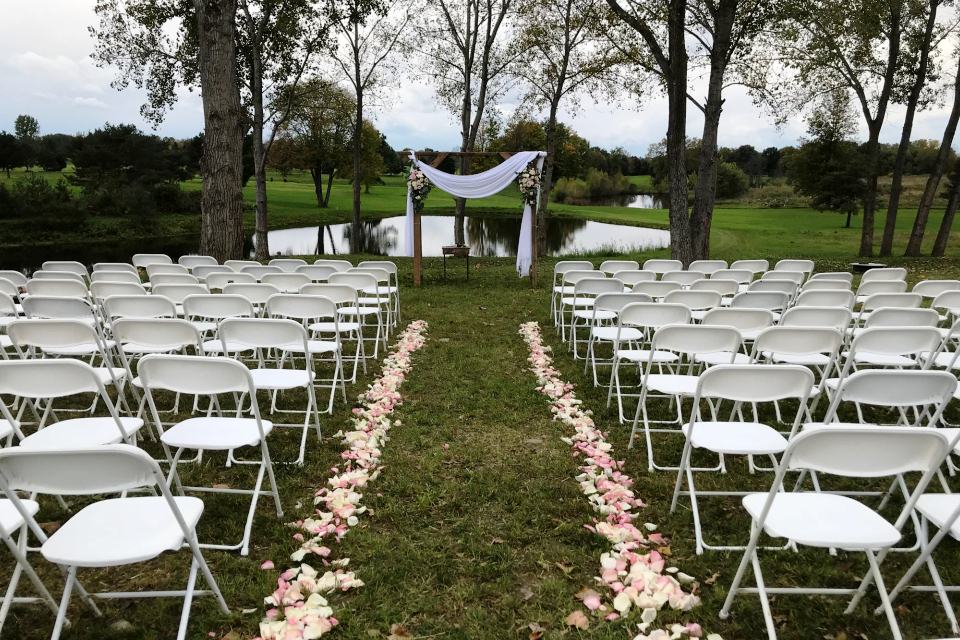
left=666, top=0, right=691, bottom=265
left=906, top=52, right=960, bottom=256
left=932, top=175, right=959, bottom=256
left=860, top=129, right=882, bottom=257
left=310, top=167, right=324, bottom=207
left=881, top=0, right=939, bottom=256
left=324, top=171, right=335, bottom=207
left=453, top=155, right=471, bottom=245
left=351, top=26, right=363, bottom=254
left=197, top=0, right=245, bottom=262
left=538, top=102, right=561, bottom=256
left=317, top=223, right=324, bottom=254
left=845, top=210, right=852, bottom=228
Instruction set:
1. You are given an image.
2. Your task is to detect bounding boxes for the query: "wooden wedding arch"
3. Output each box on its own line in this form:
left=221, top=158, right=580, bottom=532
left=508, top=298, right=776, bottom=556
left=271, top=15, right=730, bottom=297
left=402, top=150, right=545, bottom=287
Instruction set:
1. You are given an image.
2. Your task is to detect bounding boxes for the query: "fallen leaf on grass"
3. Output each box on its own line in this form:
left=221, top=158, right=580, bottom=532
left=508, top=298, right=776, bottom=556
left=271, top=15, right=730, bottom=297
left=491, top=537, right=504, bottom=544
left=519, top=585, right=534, bottom=601
left=704, top=571, right=721, bottom=585
left=565, top=610, right=589, bottom=630
left=528, top=622, right=545, bottom=639
left=554, top=562, right=574, bottom=576
left=387, top=623, right=412, bottom=639
left=575, top=587, right=602, bottom=611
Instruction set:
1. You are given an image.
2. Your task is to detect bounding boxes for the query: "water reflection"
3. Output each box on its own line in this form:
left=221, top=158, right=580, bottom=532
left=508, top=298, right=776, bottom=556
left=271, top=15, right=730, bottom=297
left=258, top=215, right=670, bottom=258
left=588, top=193, right=667, bottom=208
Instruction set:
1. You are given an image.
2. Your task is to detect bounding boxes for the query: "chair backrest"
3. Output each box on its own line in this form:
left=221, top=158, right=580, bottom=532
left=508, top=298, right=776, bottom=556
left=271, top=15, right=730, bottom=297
left=863, top=307, right=940, bottom=328
left=729, top=291, right=790, bottom=311
left=224, top=259, right=261, bottom=272
left=593, top=293, right=652, bottom=315
left=761, top=270, right=804, bottom=284
left=700, top=308, right=774, bottom=333
left=328, top=272, right=378, bottom=291
left=219, top=317, right=311, bottom=353
left=794, top=289, right=855, bottom=309
left=349, top=267, right=390, bottom=284
left=695, top=364, right=814, bottom=403
left=752, top=326, right=843, bottom=360
left=0, top=271, right=27, bottom=287
left=642, top=259, right=683, bottom=275
left=618, top=302, right=691, bottom=329
left=357, top=260, right=398, bottom=277
left=0, top=279, right=19, bottom=298
left=241, top=265, right=284, bottom=280
left=774, top=258, right=814, bottom=275
left=662, top=289, right=721, bottom=311
left=0, top=358, right=108, bottom=400
left=810, top=271, right=854, bottom=283
left=932, top=290, right=960, bottom=314
left=801, top=279, right=851, bottom=291
left=690, top=279, right=739, bottom=296
left=152, top=283, right=208, bottom=305
left=779, top=306, right=852, bottom=331
left=112, top=318, right=203, bottom=352
left=149, top=273, right=200, bottom=286
left=182, top=294, right=254, bottom=321
left=93, top=262, right=137, bottom=274
left=0, top=292, right=17, bottom=317
left=0, top=444, right=167, bottom=496
left=296, top=265, right=339, bottom=282
left=710, top=269, right=752, bottom=284
left=104, top=295, right=177, bottom=320
left=178, top=255, right=218, bottom=269
left=848, top=326, right=942, bottom=358
left=729, top=259, right=769, bottom=274
left=313, top=259, right=353, bottom=271
left=554, top=260, right=594, bottom=280
left=25, top=279, right=87, bottom=298
left=21, top=296, right=96, bottom=321
left=91, top=270, right=141, bottom=285
left=146, top=263, right=189, bottom=277
left=206, top=272, right=257, bottom=290
left=662, top=270, right=706, bottom=286
left=222, top=283, right=282, bottom=306
left=192, top=265, right=233, bottom=280
left=599, top=259, right=639, bottom=275
left=860, top=292, right=922, bottom=312
left=266, top=294, right=337, bottom=321
left=41, top=261, right=88, bottom=277
left=688, top=259, right=727, bottom=274
left=132, top=253, right=173, bottom=268
left=748, top=280, right=798, bottom=296
left=90, top=281, right=148, bottom=301
left=561, top=270, right=599, bottom=286
left=7, top=320, right=107, bottom=360
left=856, top=280, right=907, bottom=297
left=261, top=272, right=312, bottom=293
left=138, top=354, right=257, bottom=397
left=826, top=369, right=957, bottom=413
left=611, top=270, right=655, bottom=287
left=268, top=258, right=308, bottom=272
left=913, top=279, right=960, bottom=299
left=298, top=284, right=358, bottom=306
left=632, top=281, right=682, bottom=299
left=650, top=324, right=742, bottom=357
left=573, top=277, right=624, bottom=297
left=861, top=267, right=907, bottom=283
left=31, top=270, right=86, bottom=283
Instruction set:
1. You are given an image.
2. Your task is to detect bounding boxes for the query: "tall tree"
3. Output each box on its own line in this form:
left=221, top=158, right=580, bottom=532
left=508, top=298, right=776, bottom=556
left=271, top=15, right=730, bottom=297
left=880, top=0, right=942, bottom=255
left=906, top=48, right=960, bottom=255
left=329, top=0, right=410, bottom=253
left=932, top=160, right=960, bottom=256
left=14, top=115, right=39, bottom=141
left=420, top=0, right=515, bottom=245
left=607, top=0, right=692, bottom=264
left=772, top=0, right=906, bottom=256
left=515, top=0, right=620, bottom=254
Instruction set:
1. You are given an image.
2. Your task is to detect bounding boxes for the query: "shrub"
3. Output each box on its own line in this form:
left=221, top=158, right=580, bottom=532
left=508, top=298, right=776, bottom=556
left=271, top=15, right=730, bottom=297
left=715, top=162, right=750, bottom=199
left=0, top=175, right=84, bottom=228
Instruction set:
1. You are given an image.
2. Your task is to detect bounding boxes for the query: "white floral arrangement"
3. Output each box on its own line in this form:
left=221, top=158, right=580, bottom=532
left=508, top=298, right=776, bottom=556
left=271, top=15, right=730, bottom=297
left=517, top=162, right=541, bottom=206
left=407, top=165, right=431, bottom=213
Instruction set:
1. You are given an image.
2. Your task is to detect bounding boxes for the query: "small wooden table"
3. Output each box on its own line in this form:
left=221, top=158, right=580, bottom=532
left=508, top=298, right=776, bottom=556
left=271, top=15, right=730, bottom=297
left=442, top=245, right=470, bottom=280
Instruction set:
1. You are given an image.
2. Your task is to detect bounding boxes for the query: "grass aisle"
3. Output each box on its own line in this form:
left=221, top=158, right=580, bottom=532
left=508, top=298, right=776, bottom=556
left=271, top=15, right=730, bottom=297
left=331, top=261, right=629, bottom=638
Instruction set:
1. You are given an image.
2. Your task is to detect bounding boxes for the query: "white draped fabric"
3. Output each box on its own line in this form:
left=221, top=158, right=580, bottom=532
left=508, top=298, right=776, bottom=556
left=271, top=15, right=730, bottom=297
left=404, top=150, right=546, bottom=277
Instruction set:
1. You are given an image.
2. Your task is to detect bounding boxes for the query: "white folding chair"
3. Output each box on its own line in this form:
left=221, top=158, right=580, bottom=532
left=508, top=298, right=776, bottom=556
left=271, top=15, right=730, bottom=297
left=296, top=264, right=338, bottom=283
left=0, top=272, right=26, bottom=290
left=181, top=294, right=255, bottom=352
left=662, top=270, right=706, bottom=288
left=773, top=258, right=814, bottom=278
left=730, top=291, right=790, bottom=319
left=914, top=279, right=960, bottom=300
left=328, top=272, right=388, bottom=358
left=630, top=324, right=742, bottom=471
left=855, top=280, right=908, bottom=304
left=800, top=278, right=851, bottom=291
left=583, top=292, right=652, bottom=385
left=104, top=295, right=177, bottom=321
left=93, top=262, right=137, bottom=274
left=241, top=265, right=284, bottom=281
left=553, top=269, right=596, bottom=329
left=663, top=289, right=721, bottom=322
left=0, top=444, right=229, bottom=640
left=222, top=283, right=282, bottom=317
left=699, top=308, right=775, bottom=363
left=861, top=267, right=907, bottom=283
left=261, top=272, right=312, bottom=294
left=568, top=278, right=625, bottom=357
left=146, top=263, right=189, bottom=279
left=751, top=326, right=844, bottom=409
left=178, top=255, right=218, bottom=269
left=599, top=259, right=639, bottom=275
left=205, top=271, right=257, bottom=291
left=850, top=307, right=940, bottom=341
left=191, top=265, right=233, bottom=281
left=611, top=270, right=656, bottom=289
left=932, top=290, right=960, bottom=324
left=810, top=271, right=853, bottom=283
left=24, top=279, right=87, bottom=300
left=219, top=318, right=323, bottom=464
left=0, top=493, right=59, bottom=634
left=90, top=282, right=147, bottom=310
left=642, top=258, right=683, bottom=277
left=313, top=258, right=352, bottom=271
left=690, top=278, right=739, bottom=300
left=671, top=365, right=815, bottom=554
left=711, top=269, right=753, bottom=290
left=780, top=306, right=853, bottom=332
left=300, top=283, right=367, bottom=383
left=138, top=354, right=283, bottom=556
left=224, top=260, right=261, bottom=272
left=606, top=303, right=692, bottom=424
left=761, top=270, right=804, bottom=285
left=132, top=253, right=173, bottom=268
left=855, top=292, right=922, bottom=325
left=794, top=289, right=855, bottom=309
left=152, top=283, right=208, bottom=316
left=268, top=258, right=308, bottom=273
left=720, top=427, right=950, bottom=640
left=632, top=280, right=681, bottom=301
left=150, top=273, right=201, bottom=287
left=730, top=259, right=769, bottom=277
left=689, top=259, right=728, bottom=275
left=91, top=270, right=142, bottom=285
left=552, top=261, right=594, bottom=322
left=351, top=266, right=399, bottom=328
left=31, top=271, right=85, bottom=284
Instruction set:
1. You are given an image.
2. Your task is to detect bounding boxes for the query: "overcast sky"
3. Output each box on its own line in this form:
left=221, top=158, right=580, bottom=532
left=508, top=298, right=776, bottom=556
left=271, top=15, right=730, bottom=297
left=1, top=0, right=957, bottom=156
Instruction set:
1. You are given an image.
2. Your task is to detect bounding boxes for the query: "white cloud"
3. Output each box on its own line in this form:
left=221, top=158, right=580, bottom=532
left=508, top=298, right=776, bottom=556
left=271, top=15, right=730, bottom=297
left=71, top=96, right=108, bottom=109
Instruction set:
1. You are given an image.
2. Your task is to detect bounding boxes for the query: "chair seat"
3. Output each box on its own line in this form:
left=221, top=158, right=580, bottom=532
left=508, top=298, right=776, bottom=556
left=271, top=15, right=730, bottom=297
left=646, top=373, right=699, bottom=396
left=615, top=349, right=678, bottom=363
left=161, top=417, right=273, bottom=450
left=742, top=492, right=901, bottom=549
left=42, top=496, right=203, bottom=567
left=121, top=343, right=184, bottom=355
left=201, top=340, right=254, bottom=353
left=592, top=326, right=642, bottom=342
left=41, top=339, right=117, bottom=356
left=278, top=339, right=339, bottom=354
left=916, top=494, right=960, bottom=540
left=922, top=351, right=960, bottom=370
left=766, top=352, right=831, bottom=366
left=683, top=421, right=787, bottom=455
left=0, top=498, right=39, bottom=536
left=694, top=351, right=750, bottom=365
left=553, top=285, right=574, bottom=294
left=309, top=321, right=361, bottom=334
left=93, top=367, right=128, bottom=385
left=250, top=368, right=314, bottom=390
left=573, top=309, right=616, bottom=321
left=0, top=420, right=12, bottom=440
left=849, top=352, right=917, bottom=367
left=362, top=286, right=397, bottom=295
left=190, top=320, right=217, bottom=334
left=19, top=417, right=144, bottom=449
left=358, top=296, right=389, bottom=306
left=338, top=306, right=379, bottom=317
left=802, top=421, right=879, bottom=432
left=561, top=297, right=595, bottom=307
left=739, top=328, right=765, bottom=341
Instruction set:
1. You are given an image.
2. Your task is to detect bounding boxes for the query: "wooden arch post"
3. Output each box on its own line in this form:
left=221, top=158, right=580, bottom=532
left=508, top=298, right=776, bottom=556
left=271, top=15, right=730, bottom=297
left=405, top=150, right=544, bottom=287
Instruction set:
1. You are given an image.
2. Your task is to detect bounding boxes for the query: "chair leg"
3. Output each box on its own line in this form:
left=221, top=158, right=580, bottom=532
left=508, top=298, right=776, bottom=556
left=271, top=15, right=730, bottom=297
left=751, top=547, right=778, bottom=640
left=867, top=550, right=903, bottom=640
left=50, top=565, right=76, bottom=640
left=0, top=526, right=61, bottom=627
left=176, top=556, right=200, bottom=640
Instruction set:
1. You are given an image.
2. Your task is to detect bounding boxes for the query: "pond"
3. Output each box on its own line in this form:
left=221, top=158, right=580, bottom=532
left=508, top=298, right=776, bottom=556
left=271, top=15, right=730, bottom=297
left=583, top=193, right=667, bottom=208
left=257, top=215, right=671, bottom=258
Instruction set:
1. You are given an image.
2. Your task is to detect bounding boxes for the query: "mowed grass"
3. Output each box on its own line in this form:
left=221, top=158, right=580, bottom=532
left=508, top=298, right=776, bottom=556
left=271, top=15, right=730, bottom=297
left=4, top=255, right=960, bottom=639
